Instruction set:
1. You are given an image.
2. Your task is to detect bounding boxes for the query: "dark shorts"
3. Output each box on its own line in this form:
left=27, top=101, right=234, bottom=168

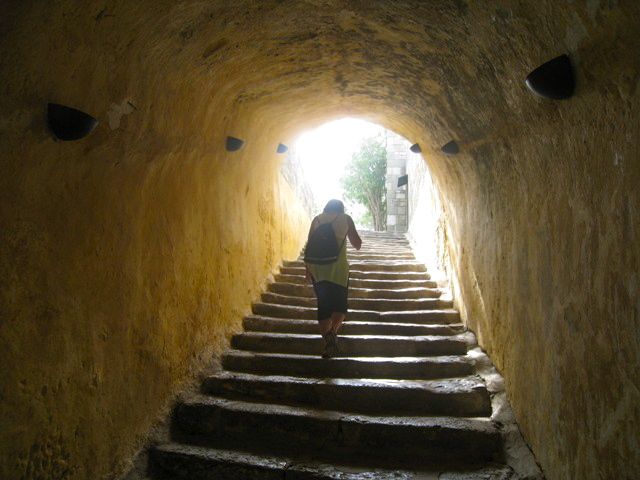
left=313, top=281, right=348, bottom=321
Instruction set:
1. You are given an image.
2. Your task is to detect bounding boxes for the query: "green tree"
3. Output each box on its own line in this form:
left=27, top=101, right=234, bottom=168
left=341, top=136, right=387, bottom=231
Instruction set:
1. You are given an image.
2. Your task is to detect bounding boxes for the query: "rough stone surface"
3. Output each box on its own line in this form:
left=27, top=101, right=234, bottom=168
left=243, top=315, right=466, bottom=336
left=221, top=350, right=475, bottom=380
left=201, top=372, right=492, bottom=417
left=150, top=444, right=514, bottom=480
left=385, top=130, right=414, bottom=233
left=1, top=2, right=639, bottom=479
left=145, top=233, right=539, bottom=478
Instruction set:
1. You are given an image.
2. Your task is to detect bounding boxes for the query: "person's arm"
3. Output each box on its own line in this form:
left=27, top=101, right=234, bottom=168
left=304, top=217, right=319, bottom=283
left=346, top=215, right=362, bottom=250
left=307, top=217, right=319, bottom=241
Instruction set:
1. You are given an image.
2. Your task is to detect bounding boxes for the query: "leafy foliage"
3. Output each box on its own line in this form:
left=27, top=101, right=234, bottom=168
left=354, top=208, right=373, bottom=230
left=341, top=136, right=387, bottom=231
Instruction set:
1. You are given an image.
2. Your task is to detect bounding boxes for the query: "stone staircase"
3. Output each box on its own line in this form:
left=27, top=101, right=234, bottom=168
left=147, top=231, right=516, bottom=479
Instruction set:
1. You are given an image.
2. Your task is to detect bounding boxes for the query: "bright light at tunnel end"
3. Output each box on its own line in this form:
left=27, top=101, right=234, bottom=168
left=294, top=118, right=386, bottom=223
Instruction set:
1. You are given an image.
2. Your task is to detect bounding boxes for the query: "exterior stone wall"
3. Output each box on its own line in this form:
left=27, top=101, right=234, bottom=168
left=280, top=146, right=318, bottom=217
left=405, top=151, right=446, bottom=276
left=384, top=131, right=411, bottom=233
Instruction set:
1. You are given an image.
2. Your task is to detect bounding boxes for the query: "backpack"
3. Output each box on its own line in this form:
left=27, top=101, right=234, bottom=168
left=303, top=216, right=345, bottom=265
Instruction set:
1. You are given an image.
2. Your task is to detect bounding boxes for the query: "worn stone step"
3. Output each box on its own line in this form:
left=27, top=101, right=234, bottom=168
left=303, top=248, right=413, bottom=255
left=284, top=260, right=426, bottom=273
left=202, top=372, right=491, bottom=417
left=274, top=274, right=438, bottom=289
left=347, top=252, right=415, bottom=259
left=251, top=303, right=458, bottom=323
left=302, top=251, right=414, bottom=258
left=260, top=292, right=447, bottom=311
left=350, top=244, right=409, bottom=249
left=351, top=245, right=410, bottom=250
left=358, top=233, right=408, bottom=241
left=243, top=315, right=466, bottom=336
left=267, top=282, right=441, bottom=299
left=146, top=231, right=512, bottom=479
left=356, top=238, right=408, bottom=244
left=231, top=332, right=470, bottom=357
left=150, top=444, right=513, bottom=480
left=171, top=396, right=502, bottom=465
left=349, top=249, right=414, bottom=255
left=351, top=236, right=408, bottom=241
left=222, top=350, right=475, bottom=379
left=311, top=244, right=411, bottom=251
left=350, top=277, right=438, bottom=289
left=281, top=266, right=430, bottom=280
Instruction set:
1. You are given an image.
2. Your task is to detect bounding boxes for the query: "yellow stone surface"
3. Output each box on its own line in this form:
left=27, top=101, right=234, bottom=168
left=1, top=1, right=639, bottom=479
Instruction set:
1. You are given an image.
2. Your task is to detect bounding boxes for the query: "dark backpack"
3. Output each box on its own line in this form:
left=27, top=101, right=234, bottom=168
left=303, top=217, right=345, bottom=265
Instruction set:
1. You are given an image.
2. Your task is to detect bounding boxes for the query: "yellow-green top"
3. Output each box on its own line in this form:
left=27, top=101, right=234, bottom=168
left=306, top=213, right=349, bottom=287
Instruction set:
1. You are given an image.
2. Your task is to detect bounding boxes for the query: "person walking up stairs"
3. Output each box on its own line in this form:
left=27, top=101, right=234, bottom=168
left=148, top=231, right=522, bottom=479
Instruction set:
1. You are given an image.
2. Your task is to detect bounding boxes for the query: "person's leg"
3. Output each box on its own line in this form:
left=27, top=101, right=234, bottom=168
left=330, top=283, right=348, bottom=336
left=314, top=281, right=346, bottom=358
left=318, top=317, right=336, bottom=358
left=314, top=282, right=332, bottom=334
left=318, top=318, right=333, bottom=336
left=329, top=312, right=345, bottom=335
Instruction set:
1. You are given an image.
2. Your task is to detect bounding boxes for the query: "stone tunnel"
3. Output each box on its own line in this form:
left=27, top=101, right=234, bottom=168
left=1, top=1, right=638, bottom=479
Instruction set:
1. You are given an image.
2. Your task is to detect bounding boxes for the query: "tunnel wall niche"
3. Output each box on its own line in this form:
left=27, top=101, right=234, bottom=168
left=1, top=2, right=640, bottom=480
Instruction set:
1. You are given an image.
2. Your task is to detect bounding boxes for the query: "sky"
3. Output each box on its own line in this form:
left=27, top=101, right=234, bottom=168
left=294, top=118, right=385, bottom=219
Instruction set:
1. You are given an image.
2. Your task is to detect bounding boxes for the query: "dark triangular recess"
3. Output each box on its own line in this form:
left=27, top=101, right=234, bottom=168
left=226, top=136, right=244, bottom=152
left=441, top=140, right=459, bottom=155
left=276, top=143, right=288, bottom=154
left=409, top=143, right=421, bottom=153
left=47, top=103, right=98, bottom=141
left=525, top=54, right=575, bottom=100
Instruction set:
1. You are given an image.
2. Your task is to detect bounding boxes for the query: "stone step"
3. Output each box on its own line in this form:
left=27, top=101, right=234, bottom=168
left=231, top=332, right=470, bottom=357
left=309, top=248, right=414, bottom=254
left=347, top=254, right=414, bottom=260
left=345, top=252, right=415, bottom=259
left=222, top=350, right=475, bottom=379
left=251, top=303, right=458, bottom=323
left=145, top=233, right=510, bottom=479
left=267, top=282, right=441, bottom=299
left=351, top=245, right=410, bottom=250
left=350, top=244, right=409, bottom=249
left=317, top=242, right=410, bottom=249
left=202, top=371, right=491, bottom=417
left=284, top=260, right=426, bottom=273
left=260, top=292, right=447, bottom=311
left=280, top=266, right=430, bottom=280
left=347, top=248, right=413, bottom=254
left=243, top=315, right=466, bottom=336
left=350, top=277, right=438, bottom=289
left=304, top=247, right=413, bottom=253
left=356, top=238, right=408, bottom=244
left=150, top=444, right=513, bottom=480
left=274, top=273, right=438, bottom=289
left=171, top=396, right=502, bottom=465
left=358, top=234, right=408, bottom=241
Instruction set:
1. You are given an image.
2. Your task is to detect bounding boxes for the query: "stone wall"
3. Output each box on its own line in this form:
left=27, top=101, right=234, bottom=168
left=0, top=4, right=310, bottom=478
left=405, top=151, right=446, bottom=277
left=280, top=146, right=318, bottom=217
left=385, top=131, right=409, bottom=233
